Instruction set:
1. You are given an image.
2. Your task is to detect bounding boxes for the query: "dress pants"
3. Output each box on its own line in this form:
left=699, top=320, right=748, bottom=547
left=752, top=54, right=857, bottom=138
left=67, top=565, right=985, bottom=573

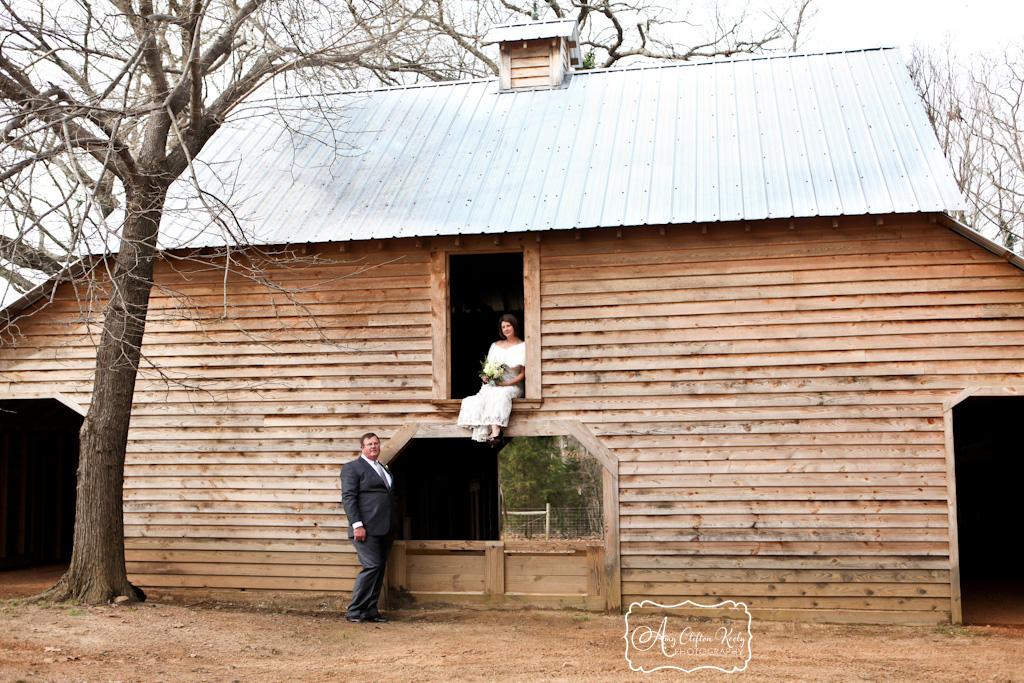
left=347, top=533, right=393, bottom=618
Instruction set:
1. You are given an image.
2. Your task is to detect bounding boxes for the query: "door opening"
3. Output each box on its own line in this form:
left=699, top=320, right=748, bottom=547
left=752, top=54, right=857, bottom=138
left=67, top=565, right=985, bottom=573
left=952, top=396, right=1024, bottom=625
left=1, top=398, right=82, bottom=572
left=448, top=252, right=524, bottom=400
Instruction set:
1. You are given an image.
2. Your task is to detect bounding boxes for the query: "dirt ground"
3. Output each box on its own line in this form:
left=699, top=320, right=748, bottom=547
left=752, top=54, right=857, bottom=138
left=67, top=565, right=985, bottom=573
left=2, top=567, right=1023, bottom=683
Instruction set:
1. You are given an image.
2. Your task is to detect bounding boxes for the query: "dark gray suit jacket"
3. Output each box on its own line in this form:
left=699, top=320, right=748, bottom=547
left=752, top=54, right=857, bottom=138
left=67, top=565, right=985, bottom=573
left=341, top=457, right=398, bottom=538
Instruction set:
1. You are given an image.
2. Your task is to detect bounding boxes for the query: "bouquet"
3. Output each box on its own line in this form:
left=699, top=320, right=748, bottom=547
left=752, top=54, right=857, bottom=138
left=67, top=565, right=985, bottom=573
left=480, top=358, right=507, bottom=385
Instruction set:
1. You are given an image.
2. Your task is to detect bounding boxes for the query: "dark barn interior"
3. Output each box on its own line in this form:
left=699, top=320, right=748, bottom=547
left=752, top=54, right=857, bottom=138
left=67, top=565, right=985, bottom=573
left=390, top=438, right=501, bottom=541
left=448, top=252, right=524, bottom=400
left=953, top=396, right=1024, bottom=624
left=0, top=398, right=82, bottom=571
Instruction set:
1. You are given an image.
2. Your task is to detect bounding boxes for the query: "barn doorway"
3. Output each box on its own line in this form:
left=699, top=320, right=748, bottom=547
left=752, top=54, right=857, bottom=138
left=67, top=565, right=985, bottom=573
left=389, top=435, right=605, bottom=543
left=952, top=396, right=1024, bottom=625
left=448, top=252, right=524, bottom=400
left=390, top=437, right=501, bottom=541
left=384, top=430, right=614, bottom=609
left=0, top=398, right=82, bottom=573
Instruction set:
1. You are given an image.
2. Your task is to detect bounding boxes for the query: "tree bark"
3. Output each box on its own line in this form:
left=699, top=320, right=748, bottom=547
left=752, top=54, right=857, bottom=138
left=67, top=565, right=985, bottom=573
left=35, top=179, right=166, bottom=604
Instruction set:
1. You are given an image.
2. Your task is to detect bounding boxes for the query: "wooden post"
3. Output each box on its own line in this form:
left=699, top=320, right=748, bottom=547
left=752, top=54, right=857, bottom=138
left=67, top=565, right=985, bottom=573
left=602, top=467, right=621, bottom=612
left=545, top=502, right=551, bottom=539
left=429, top=251, right=450, bottom=400
left=523, top=244, right=541, bottom=400
left=485, top=541, right=505, bottom=596
left=587, top=544, right=606, bottom=598
left=943, top=410, right=963, bottom=624
left=386, top=540, right=407, bottom=591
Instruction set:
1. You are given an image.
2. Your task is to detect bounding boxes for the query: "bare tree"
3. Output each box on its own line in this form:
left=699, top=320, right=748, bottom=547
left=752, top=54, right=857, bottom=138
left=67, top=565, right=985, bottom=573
left=1, top=0, right=815, bottom=604
left=345, top=0, right=816, bottom=84
left=0, top=0, right=426, bottom=603
left=909, top=43, right=1024, bottom=251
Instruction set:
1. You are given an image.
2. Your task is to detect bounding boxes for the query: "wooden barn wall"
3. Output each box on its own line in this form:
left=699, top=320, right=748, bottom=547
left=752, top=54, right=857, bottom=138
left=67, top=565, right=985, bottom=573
left=2, top=214, right=1023, bottom=622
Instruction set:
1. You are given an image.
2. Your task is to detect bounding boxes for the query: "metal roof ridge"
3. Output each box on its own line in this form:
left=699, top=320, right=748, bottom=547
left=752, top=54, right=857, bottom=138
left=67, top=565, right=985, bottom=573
left=235, top=48, right=904, bottom=107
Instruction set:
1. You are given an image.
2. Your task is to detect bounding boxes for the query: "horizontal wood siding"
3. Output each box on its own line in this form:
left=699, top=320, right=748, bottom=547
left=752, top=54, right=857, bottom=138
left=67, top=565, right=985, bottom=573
left=538, top=215, right=1024, bottom=622
left=3, top=216, right=1023, bottom=621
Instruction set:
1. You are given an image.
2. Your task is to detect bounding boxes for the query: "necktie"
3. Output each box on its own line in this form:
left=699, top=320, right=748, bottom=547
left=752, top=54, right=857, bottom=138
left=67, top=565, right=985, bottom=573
left=374, top=462, right=391, bottom=488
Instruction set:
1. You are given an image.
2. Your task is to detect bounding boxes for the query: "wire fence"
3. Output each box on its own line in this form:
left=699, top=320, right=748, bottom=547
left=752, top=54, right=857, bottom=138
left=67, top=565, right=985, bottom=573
left=501, top=505, right=603, bottom=540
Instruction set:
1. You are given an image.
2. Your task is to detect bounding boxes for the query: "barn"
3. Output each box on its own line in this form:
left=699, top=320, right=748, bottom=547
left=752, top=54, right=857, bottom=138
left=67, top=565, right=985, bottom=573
left=3, top=19, right=1022, bottom=625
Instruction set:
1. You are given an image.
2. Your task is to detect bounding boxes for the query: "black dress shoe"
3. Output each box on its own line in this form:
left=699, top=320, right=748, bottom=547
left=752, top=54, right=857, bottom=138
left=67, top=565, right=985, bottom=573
left=362, top=616, right=388, bottom=623
left=346, top=616, right=362, bottom=623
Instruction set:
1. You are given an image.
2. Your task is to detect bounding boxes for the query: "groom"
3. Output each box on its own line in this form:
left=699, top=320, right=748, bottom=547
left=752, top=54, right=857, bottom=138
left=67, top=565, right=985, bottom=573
left=341, top=432, right=398, bottom=623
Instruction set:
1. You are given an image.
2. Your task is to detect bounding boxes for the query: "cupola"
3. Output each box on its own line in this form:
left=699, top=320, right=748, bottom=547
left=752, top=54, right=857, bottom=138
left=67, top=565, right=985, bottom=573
left=482, top=18, right=581, bottom=91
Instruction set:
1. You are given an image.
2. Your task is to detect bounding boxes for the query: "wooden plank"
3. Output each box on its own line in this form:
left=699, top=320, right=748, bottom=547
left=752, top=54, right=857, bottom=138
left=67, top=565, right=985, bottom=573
left=942, top=409, right=963, bottom=625
left=523, top=243, right=541, bottom=400
left=542, top=248, right=1007, bottom=282
left=622, top=555, right=950, bottom=570
left=430, top=250, right=449, bottom=400
left=620, top=540, right=949, bottom=556
left=379, top=423, right=419, bottom=466
left=124, top=549, right=361, bottom=566
left=400, top=591, right=606, bottom=611
left=503, top=554, right=588, bottom=576
left=485, top=541, right=504, bottom=596
left=603, top=467, right=621, bottom=612
left=504, top=573, right=587, bottom=594
left=620, top=603, right=948, bottom=625
left=621, top=513, right=949, bottom=530
left=622, top=567, right=949, bottom=584
left=387, top=541, right=407, bottom=591
left=621, top=528, right=949, bottom=543
left=587, top=545, right=606, bottom=597
left=510, top=55, right=549, bottom=68
left=620, top=458, right=948, bottom=476
left=123, top=537, right=355, bottom=553
left=541, top=290, right=1024, bottom=322
left=510, top=65, right=551, bottom=78
left=620, top=499, right=947, bottom=515
left=126, top=561, right=361, bottom=579
left=622, top=580, right=950, bottom=598
left=129, top=574, right=353, bottom=591
left=620, top=593, right=947, bottom=611
left=618, top=486, right=949, bottom=502
left=499, top=45, right=511, bottom=90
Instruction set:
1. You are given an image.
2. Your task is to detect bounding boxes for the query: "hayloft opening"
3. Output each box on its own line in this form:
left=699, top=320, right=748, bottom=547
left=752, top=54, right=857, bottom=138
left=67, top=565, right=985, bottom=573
left=448, top=252, right=524, bottom=400
left=952, top=396, right=1024, bottom=625
left=0, top=398, right=82, bottom=572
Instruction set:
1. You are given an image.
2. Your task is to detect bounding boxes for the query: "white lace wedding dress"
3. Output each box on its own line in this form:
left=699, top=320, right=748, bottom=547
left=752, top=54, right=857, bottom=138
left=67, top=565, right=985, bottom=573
left=457, top=341, right=526, bottom=442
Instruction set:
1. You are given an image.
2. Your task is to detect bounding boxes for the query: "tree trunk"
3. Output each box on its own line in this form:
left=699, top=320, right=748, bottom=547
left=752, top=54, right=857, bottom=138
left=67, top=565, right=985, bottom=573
left=36, top=179, right=166, bottom=604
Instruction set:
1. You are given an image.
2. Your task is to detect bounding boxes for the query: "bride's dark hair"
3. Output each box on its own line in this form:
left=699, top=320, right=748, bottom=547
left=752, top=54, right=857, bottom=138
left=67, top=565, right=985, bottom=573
left=497, top=313, right=520, bottom=340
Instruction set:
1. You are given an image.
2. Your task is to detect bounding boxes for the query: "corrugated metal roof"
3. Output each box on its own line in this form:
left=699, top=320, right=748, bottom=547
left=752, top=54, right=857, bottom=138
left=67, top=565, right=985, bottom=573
left=481, top=18, right=579, bottom=44
left=159, top=48, right=965, bottom=249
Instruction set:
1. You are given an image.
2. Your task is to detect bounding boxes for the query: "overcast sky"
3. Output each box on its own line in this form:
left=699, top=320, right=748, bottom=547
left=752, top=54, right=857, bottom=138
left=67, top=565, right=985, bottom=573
left=803, top=0, right=1024, bottom=55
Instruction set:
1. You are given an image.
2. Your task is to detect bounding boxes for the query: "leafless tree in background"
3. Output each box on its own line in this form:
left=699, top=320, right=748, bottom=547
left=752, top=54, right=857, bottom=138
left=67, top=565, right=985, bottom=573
left=1, top=0, right=815, bottom=604
left=910, top=43, right=1024, bottom=251
left=359, top=0, right=816, bottom=83
left=1, top=0, right=427, bottom=604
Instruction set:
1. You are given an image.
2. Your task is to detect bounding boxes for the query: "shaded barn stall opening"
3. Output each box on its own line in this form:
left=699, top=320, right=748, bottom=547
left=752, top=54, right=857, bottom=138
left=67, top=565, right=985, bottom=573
left=384, top=433, right=610, bottom=609
left=390, top=437, right=501, bottom=541
left=0, top=398, right=83, bottom=571
left=449, top=252, right=524, bottom=400
left=953, top=396, right=1024, bottom=625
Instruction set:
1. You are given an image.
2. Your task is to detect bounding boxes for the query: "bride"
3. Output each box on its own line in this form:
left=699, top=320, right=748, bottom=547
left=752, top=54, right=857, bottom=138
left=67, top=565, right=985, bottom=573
left=457, top=314, right=526, bottom=442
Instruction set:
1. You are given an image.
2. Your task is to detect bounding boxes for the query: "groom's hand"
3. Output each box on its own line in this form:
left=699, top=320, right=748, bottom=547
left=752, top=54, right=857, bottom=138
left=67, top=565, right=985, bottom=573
left=354, top=527, right=366, bottom=542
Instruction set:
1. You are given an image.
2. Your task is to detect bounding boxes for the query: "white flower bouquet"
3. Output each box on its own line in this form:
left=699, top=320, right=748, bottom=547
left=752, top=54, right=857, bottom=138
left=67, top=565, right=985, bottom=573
left=480, top=358, right=507, bottom=385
